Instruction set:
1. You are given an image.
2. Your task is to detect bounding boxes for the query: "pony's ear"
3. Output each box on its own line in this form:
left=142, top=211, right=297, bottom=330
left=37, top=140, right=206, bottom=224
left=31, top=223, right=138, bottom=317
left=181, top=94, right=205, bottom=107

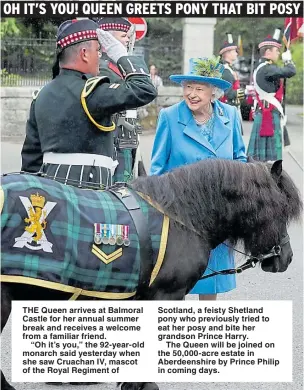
left=247, top=156, right=255, bottom=163
left=271, top=160, right=283, bottom=182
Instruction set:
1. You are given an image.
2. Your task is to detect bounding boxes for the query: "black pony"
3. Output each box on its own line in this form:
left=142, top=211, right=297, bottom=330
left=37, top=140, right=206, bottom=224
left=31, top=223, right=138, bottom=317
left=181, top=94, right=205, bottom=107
left=1, top=158, right=302, bottom=390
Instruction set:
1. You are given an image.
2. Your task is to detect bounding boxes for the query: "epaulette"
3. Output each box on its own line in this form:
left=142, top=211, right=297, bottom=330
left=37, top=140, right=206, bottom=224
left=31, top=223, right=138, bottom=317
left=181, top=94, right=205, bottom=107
left=81, top=76, right=115, bottom=132
left=81, top=76, right=109, bottom=98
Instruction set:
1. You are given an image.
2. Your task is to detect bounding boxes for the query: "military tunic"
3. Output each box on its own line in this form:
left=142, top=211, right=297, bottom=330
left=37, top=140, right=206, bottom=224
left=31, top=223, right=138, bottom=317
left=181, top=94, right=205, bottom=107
left=248, top=58, right=296, bottom=161
left=220, top=60, right=241, bottom=106
left=21, top=56, right=157, bottom=188
left=99, top=53, right=142, bottom=183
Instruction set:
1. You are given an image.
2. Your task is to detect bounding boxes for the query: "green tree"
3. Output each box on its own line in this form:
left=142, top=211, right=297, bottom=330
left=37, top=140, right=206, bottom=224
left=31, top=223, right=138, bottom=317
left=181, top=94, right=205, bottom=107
left=214, top=17, right=285, bottom=56
left=286, top=40, right=303, bottom=105
left=0, top=18, right=21, bottom=38
left=143, top=18, right=183, bottom=81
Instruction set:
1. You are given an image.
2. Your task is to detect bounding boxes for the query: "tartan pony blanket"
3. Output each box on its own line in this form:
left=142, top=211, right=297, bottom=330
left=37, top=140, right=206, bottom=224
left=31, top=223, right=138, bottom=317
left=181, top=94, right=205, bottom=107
left=0, top=174, right=168, bottom=300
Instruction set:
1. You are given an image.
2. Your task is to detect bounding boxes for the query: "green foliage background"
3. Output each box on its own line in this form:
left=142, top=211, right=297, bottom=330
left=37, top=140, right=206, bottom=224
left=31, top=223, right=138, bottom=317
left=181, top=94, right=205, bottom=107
left=286, top=41, right=303, bottom=105
left=1, top=17, right=303, bottom=104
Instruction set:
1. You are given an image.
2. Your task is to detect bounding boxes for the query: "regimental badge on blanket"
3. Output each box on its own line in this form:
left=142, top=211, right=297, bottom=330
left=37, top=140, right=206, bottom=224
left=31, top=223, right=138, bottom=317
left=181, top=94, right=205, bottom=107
left=94, top=223, right=130, bottom=246
left=13, top=192, right=57, bottom=253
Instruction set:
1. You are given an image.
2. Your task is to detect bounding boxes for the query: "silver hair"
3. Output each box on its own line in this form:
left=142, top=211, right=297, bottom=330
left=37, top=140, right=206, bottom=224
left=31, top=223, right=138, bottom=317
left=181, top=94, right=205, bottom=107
left=59, top=41, right=92, bottom=66
left=181, top=80, right=224, bottom=101
left=212, top=87, right=224, bottom=100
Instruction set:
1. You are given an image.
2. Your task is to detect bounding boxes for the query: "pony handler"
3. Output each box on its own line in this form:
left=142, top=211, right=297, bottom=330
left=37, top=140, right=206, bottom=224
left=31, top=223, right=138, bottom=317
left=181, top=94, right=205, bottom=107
left=1, top=158, right=302, bottom=390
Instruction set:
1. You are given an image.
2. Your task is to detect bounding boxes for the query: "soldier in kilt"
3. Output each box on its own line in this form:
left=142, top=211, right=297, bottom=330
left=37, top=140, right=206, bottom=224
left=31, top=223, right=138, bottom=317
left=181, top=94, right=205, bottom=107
left=21, top=19, right=156, bottom=188
left=97, top=17, right=145, bottom=183
left=219, top=33, right=245, bottom=108
left=247, top=29, right=296, bottom=161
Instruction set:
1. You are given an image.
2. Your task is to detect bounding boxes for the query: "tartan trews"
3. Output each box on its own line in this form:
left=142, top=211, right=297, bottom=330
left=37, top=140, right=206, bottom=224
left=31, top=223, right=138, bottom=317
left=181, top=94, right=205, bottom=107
left=113, top=149, right=133, bottom=183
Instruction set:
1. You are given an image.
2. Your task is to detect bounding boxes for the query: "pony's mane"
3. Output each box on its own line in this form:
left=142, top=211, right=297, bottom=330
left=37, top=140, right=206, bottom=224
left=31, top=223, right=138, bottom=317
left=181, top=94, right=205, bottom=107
left=132, top=159, right=302, bottom=252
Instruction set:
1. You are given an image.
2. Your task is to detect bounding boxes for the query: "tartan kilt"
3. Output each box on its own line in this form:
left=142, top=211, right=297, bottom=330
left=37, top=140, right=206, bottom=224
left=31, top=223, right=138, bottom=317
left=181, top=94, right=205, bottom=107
left=112, top=149, right=133, bottom=183
left=247, top=109, right=283, bottom=161
left=0, top=174, right=164, bottom=298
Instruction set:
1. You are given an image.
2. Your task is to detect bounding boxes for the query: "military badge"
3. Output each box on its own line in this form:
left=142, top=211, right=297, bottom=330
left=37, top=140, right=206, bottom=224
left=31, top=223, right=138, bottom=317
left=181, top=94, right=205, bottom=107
left=101, top=224, right=110, bottom=245
left=94, top=223, right=130, bottom=247
left=122, top=225, right=130, bottom=247
left=94, top=223, right=102, bottom=245
left=13, top=193, right=56, bottom=253
left=116, top=187, right=130, bottom=198
left=116, top=225, right=124, bottom=246
left=109, top=225, right=116, bottom=246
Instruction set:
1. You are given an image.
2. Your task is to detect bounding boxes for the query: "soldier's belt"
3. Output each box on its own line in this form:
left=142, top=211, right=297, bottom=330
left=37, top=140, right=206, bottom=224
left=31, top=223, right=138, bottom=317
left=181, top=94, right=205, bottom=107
left=43, top=152, right=117, bottom=172
left=116, top=139, right=138, bottom=150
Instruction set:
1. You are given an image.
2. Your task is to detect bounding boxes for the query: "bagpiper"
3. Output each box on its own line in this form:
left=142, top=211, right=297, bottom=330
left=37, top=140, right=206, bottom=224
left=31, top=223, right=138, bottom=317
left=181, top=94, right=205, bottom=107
left=219, top=33, right=245, bottom=108
left=97, top=17, right=146, bottom=183
left=247, top=28, right=296, bottom=161
left=21, top=19, right=157, bottom=188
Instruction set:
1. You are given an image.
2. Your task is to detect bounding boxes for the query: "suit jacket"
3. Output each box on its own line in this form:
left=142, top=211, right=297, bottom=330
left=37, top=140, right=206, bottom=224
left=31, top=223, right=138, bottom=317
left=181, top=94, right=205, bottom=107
left=150, top=99, right=247, bottom=175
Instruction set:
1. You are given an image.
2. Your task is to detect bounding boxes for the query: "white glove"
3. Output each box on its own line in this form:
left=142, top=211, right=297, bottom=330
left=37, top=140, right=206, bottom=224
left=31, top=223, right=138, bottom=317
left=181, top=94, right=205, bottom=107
left=281, top=50, right=292, bottom=63
left=96, top=28, right=128, bottom=63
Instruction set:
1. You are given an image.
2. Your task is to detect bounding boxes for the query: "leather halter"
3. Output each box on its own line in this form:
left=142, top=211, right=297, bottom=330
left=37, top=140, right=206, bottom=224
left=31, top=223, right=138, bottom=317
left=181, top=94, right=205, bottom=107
left=199, top=234, right=291, bottom=280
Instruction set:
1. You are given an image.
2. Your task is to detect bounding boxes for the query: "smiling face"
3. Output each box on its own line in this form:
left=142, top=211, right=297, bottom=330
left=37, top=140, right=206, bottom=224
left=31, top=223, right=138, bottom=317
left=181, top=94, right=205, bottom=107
left=182, top=81, right=213, bottom=113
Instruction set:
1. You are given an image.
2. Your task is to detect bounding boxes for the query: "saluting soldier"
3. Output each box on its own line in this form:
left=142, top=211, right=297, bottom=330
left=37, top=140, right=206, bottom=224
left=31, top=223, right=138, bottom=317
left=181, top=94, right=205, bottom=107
left=248, top=29, right=296, bottom=161
left=97, top=17, right=146, bottom=183
left=219, top=33, right=245, bottom=108
left=21, top=19, right=157, bottom=188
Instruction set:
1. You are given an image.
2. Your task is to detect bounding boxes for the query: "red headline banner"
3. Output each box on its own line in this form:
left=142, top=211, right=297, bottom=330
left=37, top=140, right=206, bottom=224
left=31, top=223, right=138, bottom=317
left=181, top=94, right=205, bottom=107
left=1, top=1, right=303, bottom=18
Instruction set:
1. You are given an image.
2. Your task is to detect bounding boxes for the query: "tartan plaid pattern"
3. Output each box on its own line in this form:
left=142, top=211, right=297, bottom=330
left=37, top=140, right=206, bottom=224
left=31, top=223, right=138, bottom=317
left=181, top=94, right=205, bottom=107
left=247, top=110, right=282, bottom=161
left=113, top=149, right=133, bottom=183
left=1, top=174, right=164, bottom=294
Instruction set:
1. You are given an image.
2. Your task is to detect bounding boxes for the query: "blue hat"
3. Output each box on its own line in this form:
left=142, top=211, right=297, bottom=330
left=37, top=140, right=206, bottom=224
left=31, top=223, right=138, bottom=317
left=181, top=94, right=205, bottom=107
left=170, top=57, right=232, bottom=91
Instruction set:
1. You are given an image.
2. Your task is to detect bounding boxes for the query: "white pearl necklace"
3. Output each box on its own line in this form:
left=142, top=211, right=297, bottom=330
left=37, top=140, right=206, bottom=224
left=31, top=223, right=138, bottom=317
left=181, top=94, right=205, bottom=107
left=193, top=104, right=213, bottom=125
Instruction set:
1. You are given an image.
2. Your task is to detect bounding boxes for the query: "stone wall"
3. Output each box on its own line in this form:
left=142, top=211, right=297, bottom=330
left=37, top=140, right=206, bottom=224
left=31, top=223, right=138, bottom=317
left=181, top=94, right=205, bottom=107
left=1, top=86, right=183, bottom=141
left=1, top=87, right=37, bottom=142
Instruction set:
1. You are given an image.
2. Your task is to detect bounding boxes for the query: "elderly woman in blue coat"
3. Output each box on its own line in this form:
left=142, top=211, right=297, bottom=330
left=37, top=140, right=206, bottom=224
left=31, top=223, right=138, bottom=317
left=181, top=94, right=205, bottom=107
left=150, top=57, right=247, bottom=300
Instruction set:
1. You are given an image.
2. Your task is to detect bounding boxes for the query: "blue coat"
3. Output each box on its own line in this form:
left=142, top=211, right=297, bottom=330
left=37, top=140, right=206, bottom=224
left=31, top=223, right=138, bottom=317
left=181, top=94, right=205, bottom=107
left=150, top=99, right=247, bottom=294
